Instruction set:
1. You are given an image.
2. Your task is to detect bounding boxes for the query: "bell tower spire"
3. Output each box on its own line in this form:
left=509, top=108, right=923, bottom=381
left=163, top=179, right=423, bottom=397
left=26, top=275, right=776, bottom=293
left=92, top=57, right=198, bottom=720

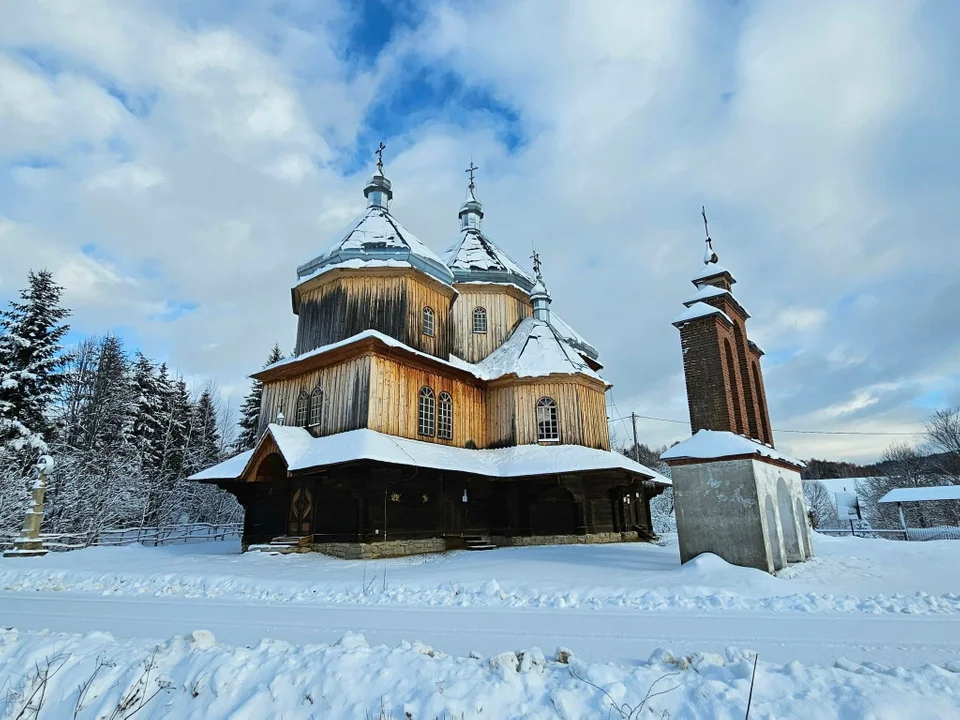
left=672, top=209, right=773, bottom=445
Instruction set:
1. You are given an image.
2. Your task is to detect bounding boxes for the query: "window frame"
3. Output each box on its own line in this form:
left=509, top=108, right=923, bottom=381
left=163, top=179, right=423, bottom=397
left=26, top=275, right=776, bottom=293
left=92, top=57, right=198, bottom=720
left=295, top=390, right=310, bottom=428
left=472, top=306, right=488, bottom=334
left=437, top=391, right=453, bottom=440
left=309, top=385, right=323, bottom=427
left=422, top=306, right=435, bottom=337
left=536, top=396, right=560, bottom=442
left=418, top=386, right=436, bottom=437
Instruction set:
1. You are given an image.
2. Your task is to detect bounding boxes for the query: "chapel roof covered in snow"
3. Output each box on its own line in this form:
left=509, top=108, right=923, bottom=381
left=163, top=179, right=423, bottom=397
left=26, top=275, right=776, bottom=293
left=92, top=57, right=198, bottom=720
left=474, top=316, right=604, bottom=383
left=296, top=172, right=454, bottom=288
left=191, top=425, right=670, bottom=485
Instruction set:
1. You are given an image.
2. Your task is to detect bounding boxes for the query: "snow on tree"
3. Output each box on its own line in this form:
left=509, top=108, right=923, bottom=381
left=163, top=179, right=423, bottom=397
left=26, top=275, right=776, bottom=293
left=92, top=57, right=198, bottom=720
left=0, top=269, right=71, bottom=454
left=803, top=479, right=840, bottom=529
left=235, top=343, right=283, bottom=452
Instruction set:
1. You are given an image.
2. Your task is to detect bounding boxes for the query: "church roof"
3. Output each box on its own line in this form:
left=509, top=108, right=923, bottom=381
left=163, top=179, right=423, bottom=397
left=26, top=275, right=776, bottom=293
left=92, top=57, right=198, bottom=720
left=672, top=301, right=733, bottom=327
left=692, top=262, right=736, bottom=286
left=297, top=204, right=454, bottom=288
left=444, top=230, right=536, bottom=290
left=474, top=316, right=604, bottom=383
left=660, top=429, right=802, bottom=468
left=191, top=426, right=670, bottom=485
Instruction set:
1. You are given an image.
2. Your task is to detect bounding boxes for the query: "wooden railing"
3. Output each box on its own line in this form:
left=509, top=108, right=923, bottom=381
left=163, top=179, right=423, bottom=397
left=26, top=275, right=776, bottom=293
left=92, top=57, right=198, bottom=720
left=817, top=526, right=960, bottom=542
left=0, top=522, right=242, bottom=552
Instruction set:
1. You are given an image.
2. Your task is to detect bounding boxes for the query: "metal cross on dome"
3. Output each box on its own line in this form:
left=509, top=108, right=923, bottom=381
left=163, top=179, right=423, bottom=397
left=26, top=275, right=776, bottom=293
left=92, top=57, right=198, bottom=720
left=375, top=142, right=386, bottom=174
left=465, top=161, right=479, bottom=186
left=701, top=205, right=710, bottom=242
left=531, top=249, right=543, bottom=281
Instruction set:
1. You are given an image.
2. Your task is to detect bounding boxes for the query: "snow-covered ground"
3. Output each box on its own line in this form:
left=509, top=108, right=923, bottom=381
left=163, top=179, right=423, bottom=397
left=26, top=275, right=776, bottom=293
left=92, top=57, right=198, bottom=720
left=2, top=534, right=959, bottom=718
left=2, top=628, right=959, bottom=720
left=1, top=533, right=958, bottom=615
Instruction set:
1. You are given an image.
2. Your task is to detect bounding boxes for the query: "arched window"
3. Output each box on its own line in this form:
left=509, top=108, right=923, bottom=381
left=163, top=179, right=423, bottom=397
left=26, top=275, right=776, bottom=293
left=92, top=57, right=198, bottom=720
left=418, top=387, right=436, bottom=436
left=309, top=385, right=323, bottom=427
left=723, top=339, right=745, bottom=435
left=295, top=390, right=310, bottom=427
left=472, top=306, right=487, bottom=334
left=536, top=396, right=559, bottom=441
left=438, top=391, right=453, bottom=439
left=422, top=306, right=435, bottom=337
left=752, top=362, right=771, bottom=442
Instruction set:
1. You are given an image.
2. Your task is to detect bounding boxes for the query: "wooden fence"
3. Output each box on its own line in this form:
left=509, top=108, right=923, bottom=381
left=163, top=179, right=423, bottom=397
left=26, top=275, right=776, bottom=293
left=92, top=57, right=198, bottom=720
left=0, top=522, right=242, bottom=553
left=817, top=525, right=960, bottom=542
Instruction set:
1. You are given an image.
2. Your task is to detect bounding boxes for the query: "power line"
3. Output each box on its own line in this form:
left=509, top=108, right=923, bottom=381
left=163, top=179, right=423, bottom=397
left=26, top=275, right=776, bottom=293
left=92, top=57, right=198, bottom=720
left=606, top=413, right=924, bottom=437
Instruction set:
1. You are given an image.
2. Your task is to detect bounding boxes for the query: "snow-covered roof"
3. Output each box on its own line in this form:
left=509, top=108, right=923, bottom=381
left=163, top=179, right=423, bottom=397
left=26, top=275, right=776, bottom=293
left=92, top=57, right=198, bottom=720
left=692, top=263, right=735, bottom=285
left=257, top=323, right=603, bottom=385
left=298, top=205, right=454, bottom=287
left=444, top=230, right=536, bottom=291
left=879, top=485, right=960, bottom=504
left=682, top=284, right=730, bottom=306
left=190, top=449, right=255, bottom=481
left=191, top=426, right=671, bottom=485
left=661, top=430, right=803, bottom=468
left=672, top=302, right=733, bottom=327
left=256, top=329, right=478, bottom=380
left=474, top=317, right=604, bottom=383
left=550, top=313, right=600, bottom=360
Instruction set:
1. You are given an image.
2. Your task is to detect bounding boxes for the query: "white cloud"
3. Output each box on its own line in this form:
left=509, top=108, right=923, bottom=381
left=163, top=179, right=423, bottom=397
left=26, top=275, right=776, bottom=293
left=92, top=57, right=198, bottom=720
left=0, top=0, right=955, bottom=463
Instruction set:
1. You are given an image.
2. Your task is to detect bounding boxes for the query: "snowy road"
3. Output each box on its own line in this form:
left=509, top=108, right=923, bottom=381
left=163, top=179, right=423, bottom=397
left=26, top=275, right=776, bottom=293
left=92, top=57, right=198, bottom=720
left=4, top=591, right=959, bottom=668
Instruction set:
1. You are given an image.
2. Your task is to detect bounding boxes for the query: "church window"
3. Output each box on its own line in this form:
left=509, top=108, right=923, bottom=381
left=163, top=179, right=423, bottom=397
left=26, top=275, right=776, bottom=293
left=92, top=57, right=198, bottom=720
left=473, top=306, right=487, bottom=334
left=536, top=396, right=559, bottom=441
left=295, top=391, right=310, bottom=427
left=438, top=391, right=453, bottom=439
left=418, top=386, right=436, bottom=436
left=309, top=385, right=323, bottom=427
left=422, top=307, right=435, bottom=337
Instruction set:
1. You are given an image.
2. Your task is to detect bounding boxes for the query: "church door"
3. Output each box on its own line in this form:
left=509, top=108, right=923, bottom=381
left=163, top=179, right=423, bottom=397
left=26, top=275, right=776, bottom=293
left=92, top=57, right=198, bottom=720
left=288, top=479, right=315, bottom=537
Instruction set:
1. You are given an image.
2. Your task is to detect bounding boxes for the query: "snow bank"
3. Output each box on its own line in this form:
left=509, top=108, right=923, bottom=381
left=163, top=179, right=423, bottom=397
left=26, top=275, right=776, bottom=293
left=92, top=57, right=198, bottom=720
left=1, top=628, right=958, bottom=719
left=3, top=535, right=959, bottom=616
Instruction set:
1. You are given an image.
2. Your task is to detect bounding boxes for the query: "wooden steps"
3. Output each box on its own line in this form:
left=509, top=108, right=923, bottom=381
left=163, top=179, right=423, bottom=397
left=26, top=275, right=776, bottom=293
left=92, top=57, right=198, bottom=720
left=463, top=535, right=497, bottom=551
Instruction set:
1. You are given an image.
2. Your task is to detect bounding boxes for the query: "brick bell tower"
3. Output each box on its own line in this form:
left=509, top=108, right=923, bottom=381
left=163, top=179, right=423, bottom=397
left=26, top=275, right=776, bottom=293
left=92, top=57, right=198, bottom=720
left=672, top=208, right=773, bottom=445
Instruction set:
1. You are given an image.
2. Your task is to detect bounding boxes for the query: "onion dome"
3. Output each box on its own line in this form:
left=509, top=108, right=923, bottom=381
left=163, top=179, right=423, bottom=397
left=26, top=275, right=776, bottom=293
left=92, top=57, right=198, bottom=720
left=296, top=153, right=454, bottom=288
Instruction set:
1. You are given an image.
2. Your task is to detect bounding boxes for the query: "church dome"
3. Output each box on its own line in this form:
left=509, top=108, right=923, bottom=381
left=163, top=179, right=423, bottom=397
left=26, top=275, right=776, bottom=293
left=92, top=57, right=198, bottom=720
left=443, top=173, right=536, bottom=291
left=296, top=169, right=454, bottom=288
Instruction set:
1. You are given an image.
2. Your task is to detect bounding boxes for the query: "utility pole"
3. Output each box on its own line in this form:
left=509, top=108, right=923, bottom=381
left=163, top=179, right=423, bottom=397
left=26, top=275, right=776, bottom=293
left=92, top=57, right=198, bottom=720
left=631, top=413, right=640, bottom=464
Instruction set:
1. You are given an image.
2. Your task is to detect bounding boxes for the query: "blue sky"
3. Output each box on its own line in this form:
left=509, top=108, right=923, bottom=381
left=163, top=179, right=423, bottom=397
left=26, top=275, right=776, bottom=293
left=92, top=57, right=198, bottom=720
left=1, top=0, right=957, bottom=462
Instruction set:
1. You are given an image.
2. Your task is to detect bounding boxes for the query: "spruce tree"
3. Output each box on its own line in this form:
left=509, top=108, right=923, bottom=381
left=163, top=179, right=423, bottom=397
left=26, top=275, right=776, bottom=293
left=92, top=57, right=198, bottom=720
left=188, top=390, right=221, bottom=474
left=130, top=352, right=165, bottom=473
left=235, top=343, right=283, bottom=452
left=0, top=270, right=71, bottom=453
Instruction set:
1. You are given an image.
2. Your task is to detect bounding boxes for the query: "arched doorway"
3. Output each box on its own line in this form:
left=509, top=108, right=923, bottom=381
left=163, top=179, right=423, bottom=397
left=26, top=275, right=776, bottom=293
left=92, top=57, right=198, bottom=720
left=764, top=495, right=784, bottom=570
left=530, top=487, right=579, bottom=535
left=777, top=478, right=803, bottom=562
left=796, top=496, right=812, bottom=558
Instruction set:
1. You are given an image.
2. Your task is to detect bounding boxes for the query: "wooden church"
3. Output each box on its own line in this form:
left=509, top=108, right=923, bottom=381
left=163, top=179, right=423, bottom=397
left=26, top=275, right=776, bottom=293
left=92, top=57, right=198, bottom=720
left=192, top=152, right=670, bottom=558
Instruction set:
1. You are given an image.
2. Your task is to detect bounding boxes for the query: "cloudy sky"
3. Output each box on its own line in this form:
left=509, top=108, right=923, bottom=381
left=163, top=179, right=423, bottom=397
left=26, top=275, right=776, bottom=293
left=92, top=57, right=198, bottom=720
left=1, top=0, right=957, bottom=463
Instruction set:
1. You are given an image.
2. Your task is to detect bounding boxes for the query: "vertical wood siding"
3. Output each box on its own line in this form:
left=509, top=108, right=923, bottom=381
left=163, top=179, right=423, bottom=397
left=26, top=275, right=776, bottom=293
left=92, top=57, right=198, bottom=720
left=259, top=355, right=371, bottom=438
left=295, top=272, right=453, bottom=360
left=367, top=354, right=486, bottom=448
left=450, top=285, right=532, bottom=362
left=487, top=379, right=611, bottom=450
